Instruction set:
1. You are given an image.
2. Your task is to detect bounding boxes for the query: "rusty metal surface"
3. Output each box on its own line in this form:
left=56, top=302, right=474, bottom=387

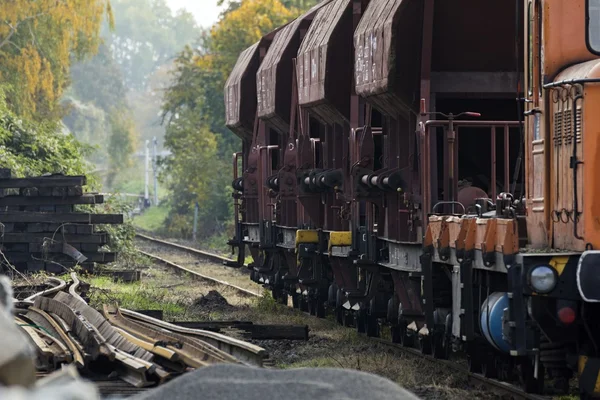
left=296, top=0, right=354, bottom=124
left=225, top=42, right=261, bottom=139
left=257, top=2, right=329, bottom=133
left=354, top=0, right=423, bottom=116
left=431, top=0, right=519, bottom=72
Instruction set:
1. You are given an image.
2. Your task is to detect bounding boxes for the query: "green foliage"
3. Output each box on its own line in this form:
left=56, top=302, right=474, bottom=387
left=88, top=275, right=187, bottom=319
left=65, top=0, right=204, bottom=190
left=133, top=205, right=169, bottom=232
left=0, top=87, right=93, bottom=179
left=160, top=0, right=318, bottom=241
left=78, top=195, right=148, bottom=269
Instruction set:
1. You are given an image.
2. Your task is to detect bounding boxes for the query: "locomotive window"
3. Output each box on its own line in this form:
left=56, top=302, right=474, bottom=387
left=589, top=0, right=600, bottom=53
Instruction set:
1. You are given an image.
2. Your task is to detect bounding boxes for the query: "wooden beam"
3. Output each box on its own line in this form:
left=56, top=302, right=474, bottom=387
left=431, top=72, right=522, bottom=94
left=0, top=194, right=103, bottom=206
left=5, top=252, right=116, bottom=263
left=1, top=232, right=107, bottom=243
left=0, top=212, right=122, bottom=224
left=0, top=176, right=86, bottom=188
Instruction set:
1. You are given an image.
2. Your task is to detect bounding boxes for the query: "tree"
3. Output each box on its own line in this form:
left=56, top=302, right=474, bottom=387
left=104, top=0, right=199, bottom=90
left=0, top=88, right=92, bottom=179
left=64, top=42, right=136, bottom=186
left=160, top=0, right=317, bottom=239
left=0, top=0, right=113, bottom=119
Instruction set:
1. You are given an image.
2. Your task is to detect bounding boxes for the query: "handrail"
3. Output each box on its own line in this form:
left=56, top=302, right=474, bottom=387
left=420, top=120, right=519, bottom=225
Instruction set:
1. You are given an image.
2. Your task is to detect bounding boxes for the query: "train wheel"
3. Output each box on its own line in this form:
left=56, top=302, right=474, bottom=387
left=335, top=288, right=345, bottom=324
left=418, top=336, right=432, bottom=355
left=392, top=319, right=414, bottom=347
left=291, top=292, right=300, bottom=309
left=496, top=358, right=513, bottom=381
left=356, top=309, right=367, bottom=334
left=520, top=357, right=544, bottom=394
left=308, top=297, right=317, bottom=316
left=387, top=297, right=398, bottom=322
left=335, top=307, right=344, bottom=325
left=299, top=296, right=309, bottom=312
left=328, top=284, right=337, bottom=308
left=481, top=357, right=497, bottom=378
left=467, top=352, right=482, bottom=373
left=366, top=314, right=379, bottom=337
left=432, top=330, right=450, bottom=360
left=316, top=299, right=325, bottom=318
left=271, top=288, right=286, bottom=304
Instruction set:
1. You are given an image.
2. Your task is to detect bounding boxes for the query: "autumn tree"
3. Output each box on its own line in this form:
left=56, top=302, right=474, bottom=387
left=160, top=0, right=314, bottom=240
left=0, top=0, right=113, bottom=119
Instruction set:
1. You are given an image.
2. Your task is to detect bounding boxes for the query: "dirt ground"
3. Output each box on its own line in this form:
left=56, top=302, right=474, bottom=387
left=90, top=247, right=506, bottom=400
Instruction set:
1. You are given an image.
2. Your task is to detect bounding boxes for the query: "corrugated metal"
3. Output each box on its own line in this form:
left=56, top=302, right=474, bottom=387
left=257, top=20, right=300, bottom=133
left=225, top=42, right=261, bottom=139
left=296, top=0, right=354, bottom=124
left=354, top=0, right=423, bottom=116
left=257, top=2, right=331, bottom=133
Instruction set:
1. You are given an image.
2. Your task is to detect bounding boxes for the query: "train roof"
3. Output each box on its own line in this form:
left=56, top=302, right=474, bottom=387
left=354, top=0, right=424, bottom=115
left=256, top=1, right=330, bottom=133
left=296, top=0, right=354, bottom=124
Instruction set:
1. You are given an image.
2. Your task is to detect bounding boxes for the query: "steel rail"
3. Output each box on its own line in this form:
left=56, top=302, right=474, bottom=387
left=135, top=232, right=235, bottom=265
left=137, top=249, right=261, bottom=298
left=27, top=306, right=85, bottom=368
left=121, top=308, right=268, bottom=367
left=139, top=234, right=547, bottom=399
left=68, top=272, right=86, bottom=304
left=22, top=277, right=67, bottom=303
left=102, top=305, right=239, bottom=368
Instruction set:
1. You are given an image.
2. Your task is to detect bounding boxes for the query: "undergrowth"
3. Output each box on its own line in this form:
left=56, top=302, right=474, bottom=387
left=87, top=275, right=187, bottom=320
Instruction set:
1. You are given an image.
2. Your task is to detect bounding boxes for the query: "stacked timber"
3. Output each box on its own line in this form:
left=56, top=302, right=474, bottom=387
left=0, top=169, right=123, bottom=274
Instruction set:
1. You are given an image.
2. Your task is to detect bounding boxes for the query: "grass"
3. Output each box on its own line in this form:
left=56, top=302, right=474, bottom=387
left=87, top=275, right=187, bottom=320
left=133, top=205, right=169, bottom=232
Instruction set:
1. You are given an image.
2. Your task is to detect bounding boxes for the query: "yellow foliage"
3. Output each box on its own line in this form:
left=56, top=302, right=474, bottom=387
left=0, top=0, right=113, bottom=118
left=210, top=0, right=299, bottom=76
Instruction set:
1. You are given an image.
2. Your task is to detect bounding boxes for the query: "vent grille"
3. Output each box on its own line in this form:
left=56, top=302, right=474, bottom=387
left=553, top=108, right=582, bottom=146
left=553, top=111, right=562, bottom=146
left=564, top=111, right=573, bottom=145
left=575, top=108, right=582, bottom=143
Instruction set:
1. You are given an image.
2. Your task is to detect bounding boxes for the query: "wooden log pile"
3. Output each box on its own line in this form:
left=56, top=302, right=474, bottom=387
left=0, top=169, right=123, bottom=274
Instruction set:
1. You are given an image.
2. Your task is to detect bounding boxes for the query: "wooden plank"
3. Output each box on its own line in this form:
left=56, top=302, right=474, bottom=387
left=0, top=176, right=86, bottom=188
left=0, top=232, right=107, bottom=243
left=24, top=224, right=94, bottom=235
left=0, top=212, right=122, bottom=224
left=0, top=194, right=103, bottom=206
left=5, top=252, right=116, bottom=263
left=29, top=242, right=86, bottom=252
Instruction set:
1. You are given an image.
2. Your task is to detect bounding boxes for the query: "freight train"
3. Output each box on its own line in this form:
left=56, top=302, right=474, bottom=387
left=224, top=0, right=600, bottom=396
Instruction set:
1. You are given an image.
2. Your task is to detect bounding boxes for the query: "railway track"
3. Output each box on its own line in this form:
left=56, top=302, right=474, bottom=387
left=11, top=264, right=268, bottom=398
left=134, top=233, right=549, bottom=400
left=135, top=232, right=235, bottom=265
